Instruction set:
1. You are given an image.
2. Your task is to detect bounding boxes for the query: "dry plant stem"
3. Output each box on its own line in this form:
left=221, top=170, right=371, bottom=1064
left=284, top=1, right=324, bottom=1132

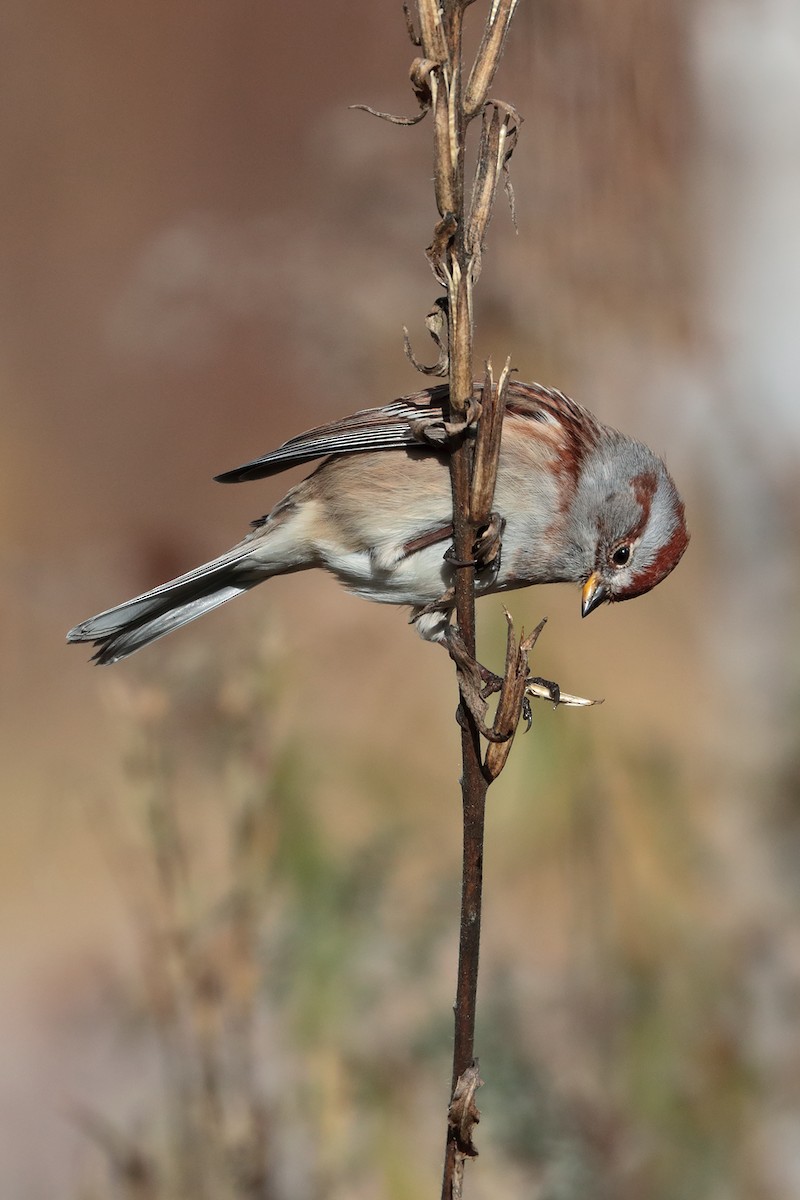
left=365, top=2, right=522, bottom=1192
left=404, top=2, right=520, bottom=1196
left=423, top=9, right=483, bottom=1197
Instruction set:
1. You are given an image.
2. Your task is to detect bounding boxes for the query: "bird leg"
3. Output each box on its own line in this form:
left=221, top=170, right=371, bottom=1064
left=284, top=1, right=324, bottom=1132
left=445, top=615, right=550, bottom=779
left=444, top=625, right=503, bottom=743
left=444, top=614, right=599, bottom=777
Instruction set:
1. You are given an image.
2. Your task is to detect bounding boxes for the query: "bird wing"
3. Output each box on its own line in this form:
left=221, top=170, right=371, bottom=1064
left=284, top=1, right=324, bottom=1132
left=215, top=388, right=449, bottom=483
left=503, top=381, right=602, bottom=438
left=214, top=380, right=602, bottom=484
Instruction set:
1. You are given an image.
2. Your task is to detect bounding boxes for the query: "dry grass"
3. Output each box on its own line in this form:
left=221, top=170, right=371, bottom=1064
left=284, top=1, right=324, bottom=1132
left=56, top=619, right=757, bottom=1200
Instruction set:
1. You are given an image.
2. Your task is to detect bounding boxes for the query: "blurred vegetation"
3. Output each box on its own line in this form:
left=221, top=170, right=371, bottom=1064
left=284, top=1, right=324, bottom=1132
left=71, top=639, right=449, bottom=1199
left=4, top=0, right=799, bottom=1197
left=65, top=629, right=756, bottom=1200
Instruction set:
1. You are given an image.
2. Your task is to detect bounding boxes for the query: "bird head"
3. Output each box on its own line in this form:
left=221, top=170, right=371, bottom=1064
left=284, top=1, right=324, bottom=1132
left=575, top=439, right=689, bottom=617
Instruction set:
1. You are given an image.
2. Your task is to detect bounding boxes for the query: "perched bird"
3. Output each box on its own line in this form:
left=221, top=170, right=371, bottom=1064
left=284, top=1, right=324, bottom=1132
left=67, top=381, right=688, bottom=665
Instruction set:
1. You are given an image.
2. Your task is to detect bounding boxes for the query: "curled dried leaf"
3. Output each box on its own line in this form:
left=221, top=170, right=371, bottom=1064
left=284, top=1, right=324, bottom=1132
left=403, top=297, right=449, bottom=376
left=448, top=1061, right=483, bottom=1157
left=409, top=56, right=439, bottom=109
left=425, top=211, right=458, bottom=287
left=349, top=102, right=428, bottom=127
left=349, top=57, right=439, bottom=127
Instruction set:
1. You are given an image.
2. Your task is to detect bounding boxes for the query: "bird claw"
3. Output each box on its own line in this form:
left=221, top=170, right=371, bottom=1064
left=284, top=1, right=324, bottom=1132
left=445, top=615, right=600, bottom=780
left=443, top=545, right=478, bottom=569
left=473, top=513, right=505, bottom=573
left=478, top=664, right=504, bottom=697
left=441, top=512, right=505, bottom=574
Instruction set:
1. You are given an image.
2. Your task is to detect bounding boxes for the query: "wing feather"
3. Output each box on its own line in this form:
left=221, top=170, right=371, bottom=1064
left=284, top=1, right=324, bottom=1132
left=215, top=396, right=446, bottom=483
left=213, top=380, right=602, bottom=484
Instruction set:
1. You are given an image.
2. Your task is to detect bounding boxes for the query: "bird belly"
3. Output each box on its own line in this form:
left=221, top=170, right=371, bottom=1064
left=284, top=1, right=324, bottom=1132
left=305, top=449, right=455, bottom=605
left=301, top=440, right=574, bottom=606
left=316, top=538, right=453, bottom=606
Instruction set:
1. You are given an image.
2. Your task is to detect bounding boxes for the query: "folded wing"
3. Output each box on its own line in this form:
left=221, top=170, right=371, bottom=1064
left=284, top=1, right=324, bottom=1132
left=215, top=394, right=447, bottom=483
left=212, top=380, right=601, bottom=484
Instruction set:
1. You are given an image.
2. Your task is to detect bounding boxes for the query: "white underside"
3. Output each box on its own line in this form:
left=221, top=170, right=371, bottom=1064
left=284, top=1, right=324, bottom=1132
left=317, top=540, right=453, bottom=606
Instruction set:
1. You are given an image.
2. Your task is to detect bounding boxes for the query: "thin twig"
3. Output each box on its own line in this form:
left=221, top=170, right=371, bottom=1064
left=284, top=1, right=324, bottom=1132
left=363, top=2, right=532, bottom=1192
left=405, top=3, right=523, bottom=1196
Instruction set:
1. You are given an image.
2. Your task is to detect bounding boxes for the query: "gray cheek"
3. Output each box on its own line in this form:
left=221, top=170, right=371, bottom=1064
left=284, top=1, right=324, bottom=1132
left=492, top=464, right=588, bottom=584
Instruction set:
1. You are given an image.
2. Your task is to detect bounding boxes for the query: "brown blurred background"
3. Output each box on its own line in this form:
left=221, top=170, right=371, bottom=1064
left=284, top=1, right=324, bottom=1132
left=3, top=2, right=800, bottom=1197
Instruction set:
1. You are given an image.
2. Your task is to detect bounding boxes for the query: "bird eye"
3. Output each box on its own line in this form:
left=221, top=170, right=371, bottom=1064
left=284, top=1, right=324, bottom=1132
left=611, top=545, right=631, bottom=567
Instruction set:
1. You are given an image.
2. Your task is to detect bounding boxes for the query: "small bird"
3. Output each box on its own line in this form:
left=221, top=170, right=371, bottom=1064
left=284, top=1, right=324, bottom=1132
left=67, top=381, right=688, bottom=665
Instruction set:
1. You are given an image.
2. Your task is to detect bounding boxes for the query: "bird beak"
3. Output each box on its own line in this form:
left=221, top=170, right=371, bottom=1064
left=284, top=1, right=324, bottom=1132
left=581, top=573, right=608, bottom=618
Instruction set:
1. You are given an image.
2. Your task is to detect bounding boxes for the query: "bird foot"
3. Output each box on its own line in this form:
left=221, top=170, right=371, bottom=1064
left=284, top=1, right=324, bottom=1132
left=445, top=617, right=600, bottom=780
left=442, top=512, right=505, bottom=574
left=473, top=512, right=506, bottom=573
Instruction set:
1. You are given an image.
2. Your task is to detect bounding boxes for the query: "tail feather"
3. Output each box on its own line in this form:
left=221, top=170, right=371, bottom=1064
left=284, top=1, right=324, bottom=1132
left=67, top=493, right=319, bottom=664
left=67, top=546, right=258, bottom=665
left=85, top=584, right=252, bottom=665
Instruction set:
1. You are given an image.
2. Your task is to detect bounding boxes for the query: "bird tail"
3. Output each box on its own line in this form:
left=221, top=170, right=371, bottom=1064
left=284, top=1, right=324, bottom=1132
left=66, top=545, right=260, bottom=665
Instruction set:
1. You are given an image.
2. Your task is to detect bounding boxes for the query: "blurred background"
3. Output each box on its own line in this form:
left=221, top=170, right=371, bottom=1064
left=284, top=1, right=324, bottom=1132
left=3, top=1, right=800, bottom=1197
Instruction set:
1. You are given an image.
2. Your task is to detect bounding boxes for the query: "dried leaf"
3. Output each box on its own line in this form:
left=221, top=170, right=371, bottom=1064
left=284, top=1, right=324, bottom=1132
left=415, top=0, right=450, bottom=66
left=403, top=297, right=449, bottom=376
left=470, top=358, right=510, bottom=527
left=483, top=613, right=543, bottom=778
left=426, top=212, right=458, bottom=285
left=464, top=0, right=520, bottom=118
left=447, top=1060, right=484, bottom=1156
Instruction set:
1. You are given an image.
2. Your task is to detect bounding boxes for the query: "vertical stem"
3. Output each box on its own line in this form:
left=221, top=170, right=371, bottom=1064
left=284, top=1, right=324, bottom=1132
left=447, top=268, right=487, bottom=1101
left=441, top=4, right=489, bottom=1195
left=407, top=0, right=519, bottom=1191
left=450, top=722, right=486, bottom=1099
